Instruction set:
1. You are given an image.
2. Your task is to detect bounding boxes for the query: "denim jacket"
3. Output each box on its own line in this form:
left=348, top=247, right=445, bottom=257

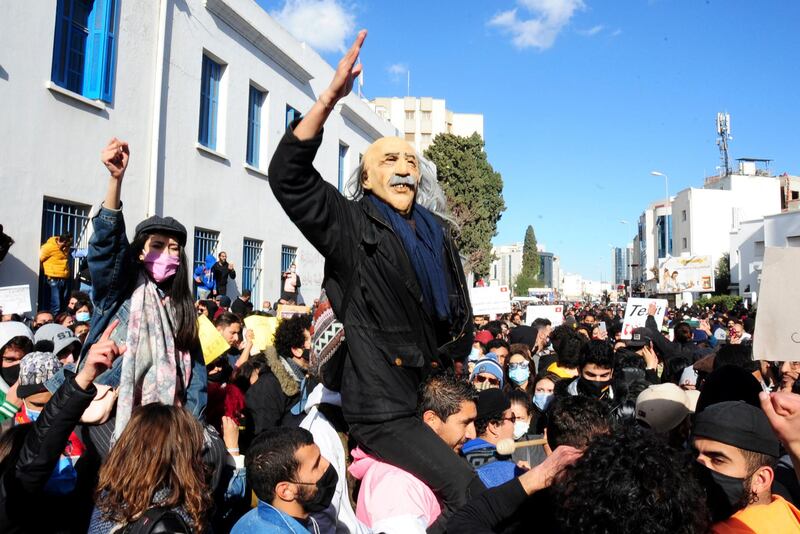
left=47, top=204, right=207, bottom=420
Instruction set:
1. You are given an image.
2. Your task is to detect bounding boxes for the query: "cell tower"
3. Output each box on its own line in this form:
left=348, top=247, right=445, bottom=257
left=716, top=112, right=732, bottom=176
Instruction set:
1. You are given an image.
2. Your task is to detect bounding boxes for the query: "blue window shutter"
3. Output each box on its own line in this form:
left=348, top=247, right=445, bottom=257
left=247, top=87, right=263, bottom=167
left=82, top=0, right=107, bottom=99
left=208, top=60, right=219, bottom=150
left=199, top=56, right=211, bottom=145
left=51, top=0, right=72, bottom=88
left=100, top=0, right=118, bottom=102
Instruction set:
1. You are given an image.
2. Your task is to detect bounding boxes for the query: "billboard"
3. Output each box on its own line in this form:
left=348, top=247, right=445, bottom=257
left=657, top=256, right=715, bottom=294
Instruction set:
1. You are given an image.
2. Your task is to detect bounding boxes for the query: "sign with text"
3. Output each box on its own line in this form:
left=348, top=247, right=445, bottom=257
left=244, top=314, right=280, bottom=352
left=525, top=305, right=564, bottom=327
left=197, top=315, right=230, bottom=365
left=621, top=298, right=668, bottom=339
left=470, top=286, right=511, bottom=316
left=0, top=285, right=32, bottom=315
left=753, top=247, right=800, bottom=361
left=276, top=305, right=310, bottom=319
left=658, top=256, right=715, bottom=294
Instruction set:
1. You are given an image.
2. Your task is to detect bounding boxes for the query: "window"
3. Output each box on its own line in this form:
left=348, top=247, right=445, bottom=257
left=246, top=85, right=265, bottom=167
left=421, top=111, right=431, bottom=121
left=51, top=0, right=119, bottom=102
left=421, top=133, right=432, bottom=146
left=681, top=210, right=687, bottom=221
left=338, top=142, right=349, bottom=192
left=242, top=238, right=263, bottom=304
left=39, top=199, right=91, bottom=309
left=682, top=237, right=688, bottom=249
left=193, top=228, right=219, bottom=295
left=787, top=236, right=800, bottom=247
left=285, top=105, right=301, bottom=130
left=199, top=55, right=223, bottom=149
left=404, top=133, right=415, bottom=142
left=405, top=111, right=415, bottom=120
left=281, top=245, right=297, bottom=273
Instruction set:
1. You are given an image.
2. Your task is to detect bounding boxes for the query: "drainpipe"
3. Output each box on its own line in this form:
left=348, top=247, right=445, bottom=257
left=147, top=0, right=169, bottom=216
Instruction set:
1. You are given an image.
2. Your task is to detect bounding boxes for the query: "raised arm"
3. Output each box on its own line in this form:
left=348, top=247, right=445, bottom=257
left=88, top=139, right=133, bottom=310
left=267, top=31, right=367, bottom=266
left=293, top=30, right=365, bottom=141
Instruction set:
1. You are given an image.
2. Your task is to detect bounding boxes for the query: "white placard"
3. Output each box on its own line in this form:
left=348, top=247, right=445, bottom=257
left=470, top=285, right=511, bottom=316
left=0, top=285, right=32, bottom=315
left=753, top=247, right=800, bottom=361
left=621, top=297, right=668, bottom=339
left=525, top=305, right=564, bottom=327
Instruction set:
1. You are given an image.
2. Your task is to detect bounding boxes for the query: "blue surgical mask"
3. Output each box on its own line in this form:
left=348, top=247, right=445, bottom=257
left=509, top=367, right=530, bottom=385
left=468, top=347, right=482, bottom=362
left=24, top=402, right=41, bottom=422
left=533, top=392, right=552, bottom=412
left=75, top=311, right=91, bottom=322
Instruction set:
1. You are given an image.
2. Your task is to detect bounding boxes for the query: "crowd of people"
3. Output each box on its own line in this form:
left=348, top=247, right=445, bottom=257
left=0, top=30, right=799, bottom=534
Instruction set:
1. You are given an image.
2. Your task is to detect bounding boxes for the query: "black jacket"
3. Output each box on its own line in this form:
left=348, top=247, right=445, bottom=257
left=0, top=372, right=95, bottom=533
left=211, top=262, right=235, bottom=293
left=269, top=126, right=473, bottom=423
left=244, top=348, right=303, bottom=435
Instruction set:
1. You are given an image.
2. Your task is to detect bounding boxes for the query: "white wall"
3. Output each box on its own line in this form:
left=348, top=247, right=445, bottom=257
left=0, top=0, right=160, bottom=300
left=0, top=0, right=396, bottom=307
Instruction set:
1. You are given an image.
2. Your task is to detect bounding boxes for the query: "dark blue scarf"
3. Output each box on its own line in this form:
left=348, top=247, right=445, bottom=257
left=368, top=195, right=452, bottom=321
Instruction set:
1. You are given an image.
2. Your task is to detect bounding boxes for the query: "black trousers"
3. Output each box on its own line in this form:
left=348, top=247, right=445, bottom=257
left=350, top=415, right=485, bottom=530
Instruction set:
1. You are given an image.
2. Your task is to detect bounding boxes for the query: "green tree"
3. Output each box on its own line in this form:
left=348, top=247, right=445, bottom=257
left=522, top=225, right=539, bottom=276
left=715, top=252, right=730, bottom=294
left=424, top=133, right=505, bottom=276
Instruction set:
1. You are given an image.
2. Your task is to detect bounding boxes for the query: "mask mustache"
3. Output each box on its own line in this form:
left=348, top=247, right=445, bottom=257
left=389, top=175, right=417, bottom=189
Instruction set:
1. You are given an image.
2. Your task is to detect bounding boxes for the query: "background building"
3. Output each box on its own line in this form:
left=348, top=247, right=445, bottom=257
left=631, top=199, right=672, bottom=289
left=489, top=243, right=523, bottom=287
left=672, top=158, right=782, bottom=272
left=612, top=245, right=633, bottom=286
left=369, top=96, right=483, bottom=152
left=0, top=0, right=396, bottom=308
left=539, top=251, right=561, bottom=291
left=729, top=210, right=800, bottom=305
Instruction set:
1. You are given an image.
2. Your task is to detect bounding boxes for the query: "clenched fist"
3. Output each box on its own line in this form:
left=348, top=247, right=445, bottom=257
left=101, top=137, right=130, bottom=180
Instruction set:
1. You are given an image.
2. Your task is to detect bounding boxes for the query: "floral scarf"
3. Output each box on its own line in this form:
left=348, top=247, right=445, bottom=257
left=114, top=274, right=191, bottom=440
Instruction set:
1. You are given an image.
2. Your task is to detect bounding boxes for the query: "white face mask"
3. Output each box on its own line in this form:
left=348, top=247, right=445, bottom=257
left=513, top=420, right=529, bottom=440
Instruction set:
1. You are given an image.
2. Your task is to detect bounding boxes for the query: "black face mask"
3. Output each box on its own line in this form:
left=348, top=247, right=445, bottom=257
left=301, top=348, right=310, bottom=361
left=695, top=463, right=750, bottom=522
left=296, top=463, right=338, bottom=513
left=0, top=364, right=20, bottom=386
left=577, top=376, right=612, bottom=399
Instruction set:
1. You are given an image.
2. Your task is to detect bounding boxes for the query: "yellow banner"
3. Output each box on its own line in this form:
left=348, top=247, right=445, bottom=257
left=244, top=315, right=280, bottom=352
left=197, top=314, right=230, bottom=365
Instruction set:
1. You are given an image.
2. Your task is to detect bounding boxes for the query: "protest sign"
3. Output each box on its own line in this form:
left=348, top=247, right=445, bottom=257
left=753, top=247, right=800, bottom=361
left=470, top=286, right=511, bottom=316
left=621, top=297, right=668, bottom=339
left=244, top=314, right=280, bottom=352
left=525, top=305, right=564, bottom=327
left=197, top=314, right=230, bottom=365
left=276, top=305, right=310, bottom=319
left=0, top=285, right=32, bottom=315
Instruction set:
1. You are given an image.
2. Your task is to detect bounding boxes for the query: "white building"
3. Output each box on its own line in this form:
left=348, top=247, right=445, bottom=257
left=490, top=243, right=522, bottom=288
left=369, top=97, right=483, bottom=152
left=631, top=199, right=672, bottom=288
left=672, top=162, right=782, bottom=272
left=0, top=0, right=396, bottom=309
left=729, top=210, right=800, bottom=305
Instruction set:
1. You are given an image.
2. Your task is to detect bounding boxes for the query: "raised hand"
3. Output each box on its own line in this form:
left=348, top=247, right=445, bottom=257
left=647, top=302, right=657, bottom=317
left=75, top=319, right=125, bottom=390
left=222, top=415, right=240, bottom=454
left=320, top=30, right=366, bottom=108
left=101, top=138, right=129, bottom=180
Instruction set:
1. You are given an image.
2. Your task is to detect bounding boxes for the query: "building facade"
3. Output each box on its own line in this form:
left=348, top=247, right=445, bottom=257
left=631, top=199, right=672, bottom=287
left=0, top=0, right=397, bottom=309
left=489, top=243, right=522, bottom=288
left=672, top=167, right=781, bottom=272
left=539, top=251, right=561, bottom=291
left=729, top=210, right=800, bottom=305
left=612, top=245, right=633, bottom=286
left=369, top=96, right=483, bottom=152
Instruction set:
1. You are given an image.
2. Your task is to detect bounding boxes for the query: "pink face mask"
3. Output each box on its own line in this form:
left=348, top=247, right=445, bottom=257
left=143, top=250, right=180, bottom=282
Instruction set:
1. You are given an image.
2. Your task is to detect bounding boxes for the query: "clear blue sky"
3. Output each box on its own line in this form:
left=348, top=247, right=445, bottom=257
left=259, top=0, right=800, bottom=280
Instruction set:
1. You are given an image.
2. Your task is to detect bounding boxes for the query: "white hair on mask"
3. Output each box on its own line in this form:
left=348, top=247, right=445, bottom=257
left=343, top=151, right=458, bottom=228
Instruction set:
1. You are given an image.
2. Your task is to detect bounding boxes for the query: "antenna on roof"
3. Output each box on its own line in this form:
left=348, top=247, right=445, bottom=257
left=716, top=112, right=732, bottom=176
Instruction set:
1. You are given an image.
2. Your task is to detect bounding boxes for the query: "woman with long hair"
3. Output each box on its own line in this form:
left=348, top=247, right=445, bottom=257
left=504, top=343, right=535, bottom=397
left=91, top=403, right=211, bottom=532
left=74, top=138, right=204, bottom=440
